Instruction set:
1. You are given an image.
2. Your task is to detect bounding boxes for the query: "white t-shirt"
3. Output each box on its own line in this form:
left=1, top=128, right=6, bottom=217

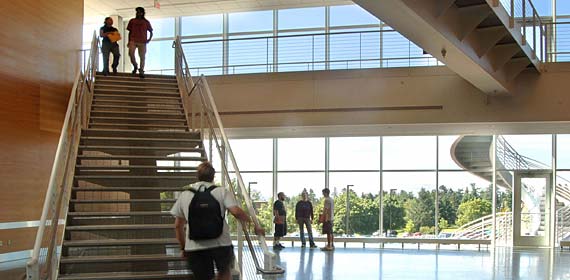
left=324, top=197, right=334, bottom=221
left=170, top=181, right=238, bottom=251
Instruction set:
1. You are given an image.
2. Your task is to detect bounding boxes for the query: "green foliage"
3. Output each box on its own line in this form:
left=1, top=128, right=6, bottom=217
left=383, top=194, right=406, bottom=231
left=404, top=188, right=435, bottom=232
left=404, top=219, right=415, bottom=233
left=419, top=226, right=435, bottom=234
left=456, top=198, right=492, bottom=226
left=438, top=218, right=449, bottom=230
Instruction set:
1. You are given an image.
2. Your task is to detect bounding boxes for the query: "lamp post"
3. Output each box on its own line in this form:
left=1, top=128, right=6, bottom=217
left=346, top=184, right=354, bottom=236
left=248, top=182, right=257, bottom=198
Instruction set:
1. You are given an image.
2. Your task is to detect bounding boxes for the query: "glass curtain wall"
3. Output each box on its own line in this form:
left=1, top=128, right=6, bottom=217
left=208, top=133, right=570, bottom=247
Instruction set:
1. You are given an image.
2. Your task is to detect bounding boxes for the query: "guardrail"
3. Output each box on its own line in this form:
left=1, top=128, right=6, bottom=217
left=173, top=36, right=284, bottom=277
left=26, top=32, right=98, bottom=280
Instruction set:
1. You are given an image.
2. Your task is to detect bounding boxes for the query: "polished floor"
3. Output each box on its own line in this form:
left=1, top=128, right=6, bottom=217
left=268, top=246, right=570, bottom=280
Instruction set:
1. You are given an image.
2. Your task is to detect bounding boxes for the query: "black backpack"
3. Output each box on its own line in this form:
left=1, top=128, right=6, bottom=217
left=187, top=185, right=224, bottom=240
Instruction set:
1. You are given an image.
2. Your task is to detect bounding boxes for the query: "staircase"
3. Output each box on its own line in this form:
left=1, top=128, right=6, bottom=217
left=354, top=0, right=544, bottom=94
left=58, top=73, right=204, bottom=280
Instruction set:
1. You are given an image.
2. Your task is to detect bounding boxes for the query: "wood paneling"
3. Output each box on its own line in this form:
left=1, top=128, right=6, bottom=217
left=0, top=0, right=83, bottom=253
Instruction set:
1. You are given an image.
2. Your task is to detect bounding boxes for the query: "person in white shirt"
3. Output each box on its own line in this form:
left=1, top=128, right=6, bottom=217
left=320, top=188, right=334, bottom=251
left=171, top=161, right=264, bottom=280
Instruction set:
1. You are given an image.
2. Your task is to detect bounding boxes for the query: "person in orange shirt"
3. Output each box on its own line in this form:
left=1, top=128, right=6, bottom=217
left=127, top=7, right=153, bottom=78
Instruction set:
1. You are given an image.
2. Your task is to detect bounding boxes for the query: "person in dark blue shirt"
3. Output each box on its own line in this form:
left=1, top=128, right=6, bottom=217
left=99, top=17, right=121, bottom=75
left=295, top=189, right=317, bottom=248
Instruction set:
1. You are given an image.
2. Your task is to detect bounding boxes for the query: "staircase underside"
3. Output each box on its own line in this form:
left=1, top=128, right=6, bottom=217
left=354, top=0, right=541, bottom=95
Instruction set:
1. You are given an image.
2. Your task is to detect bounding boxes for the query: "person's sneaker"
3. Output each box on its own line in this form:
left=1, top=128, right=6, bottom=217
left=274, top=244, right=284, bottom=250
left=139, top=70, right=145, bottom=79
left=301, top=244, right=306, bottom=248
left=310, top=244, right=318, bottom=249
left=132, top=67, right=138, bottom=75
left=102, top=71, right=109, bottom=76
left=112, top=67, right=117, bottom=75
left=321, top=246, right=333, bottom=251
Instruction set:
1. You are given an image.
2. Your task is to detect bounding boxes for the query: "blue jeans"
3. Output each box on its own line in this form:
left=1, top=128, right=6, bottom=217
left=297, top=218, right=315, bottom=245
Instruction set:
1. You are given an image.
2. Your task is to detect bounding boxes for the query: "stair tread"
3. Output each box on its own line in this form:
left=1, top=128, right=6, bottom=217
left=91, top=104, right=183, bottom=110
left=96, top=74, right=176, bottom=81
left=61, top=254, right=185, bottom=263
left=70, top=199, right=177, bottom=203
left=68, top=211, right=174, bottom=216
left=93, top=99, right=182, bottom=105
left=58, top=270, right=191, bottom=280
left=79, top=145, right=202, bottom=151
left=81, top=136, right=199, bottom=142
left=72, top=187, right=185, bottom=191
left=90, top=116, right=186, bottom=122
left=95, top=88, right=180, bottom=95
left=66, top=224, right=174, bottom=230
left=63, top=238, right=178, bottom=246
left=77, top=155, right=205, bottom=160
left=76, top=165, right=198, bottom=170
left=92, top=110, right=185, bottom=116
left=94, top=93, right=181, bottom=100
left=89, top=123, right=188, bottom=128
left=82, top=128, right=195, bottom=134
left=75, top=175, right=197, bottom=179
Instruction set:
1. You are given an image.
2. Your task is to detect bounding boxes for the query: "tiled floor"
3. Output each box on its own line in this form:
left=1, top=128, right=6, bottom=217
left=269, top=247, right=570, bottom=280
left=3, top=247, right=570, bottom=279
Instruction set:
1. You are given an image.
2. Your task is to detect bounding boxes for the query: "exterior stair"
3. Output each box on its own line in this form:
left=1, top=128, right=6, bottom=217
left=58, top=72, right=204, bottom=279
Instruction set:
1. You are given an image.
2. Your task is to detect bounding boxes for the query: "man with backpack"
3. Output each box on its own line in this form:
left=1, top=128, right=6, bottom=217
left=171, top=161, right=264, bottom=280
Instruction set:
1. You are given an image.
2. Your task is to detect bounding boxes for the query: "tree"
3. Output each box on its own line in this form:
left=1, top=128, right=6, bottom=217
left=405, top=188, right=435, bottom=232
left=404, top=219, right=415, bottom=233
left=383, top=194, right=405, bottom=231
left=456, top=198, right=492, bottom=226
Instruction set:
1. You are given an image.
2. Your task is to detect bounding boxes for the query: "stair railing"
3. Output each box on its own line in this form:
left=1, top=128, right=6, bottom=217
left=556, top=205, right=570, bottom=245
left=173, top=36, right=284, bottom=276
left=26, top=31, right=98, bottom=280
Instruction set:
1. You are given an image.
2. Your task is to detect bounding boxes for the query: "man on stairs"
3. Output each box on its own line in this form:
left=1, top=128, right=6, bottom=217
left=99, top=17, right=121, bottom=76
left=171, top=161, right=264, bottom=280
left=127, top=7, right=153, bottom=78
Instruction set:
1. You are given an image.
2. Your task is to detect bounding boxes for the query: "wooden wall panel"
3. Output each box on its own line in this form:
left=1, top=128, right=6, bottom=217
left=0, top=0, right=83, bottom=253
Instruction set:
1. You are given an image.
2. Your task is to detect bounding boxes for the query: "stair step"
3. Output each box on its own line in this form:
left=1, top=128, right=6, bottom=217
left=91, top=104, right=183, bottom=111
left=58, top=270, right=192, bottom=280
left=63, top=238, right=178, bottom=247
left=94, top=93, right=181, bottom=100
left=70, top=199, right=177, bottom=204
left=90, top=116, right=186, bottom=123
left=79, top=145, right=202, bottom=152
left=77, top=154, right=205, bottom=161
left=93, top=98, right=182, bottom=105
left=88, top=123, right=188, bottom=130
left=96, top=84, right=178, bottom=91
left=66, top=224, right=174, bottom=231
left=61, top=254, right=185, bottom=264
left=76, top=165, right=198, bottom=171
left=75, top=175, right=197, bottom=180
left=91, top=111, right=185, bottom=118
left=81, top=129, right=198, bottom=138
left=72, top=187, right=185, bottom=192
left=80, top=136, right=199, bottom=143
left=95, top=88, right=180, bottom=97
left=96, top=74, right=177, bottom=82
left=68, top=211, right=174, bottom=216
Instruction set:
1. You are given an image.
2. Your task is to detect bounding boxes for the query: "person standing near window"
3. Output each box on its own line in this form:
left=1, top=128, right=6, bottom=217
left=295, top=190, right=317, bottom=248
left=273, top=192, right=287, bottom=249
left=127, top=7, right=153, bottom=78
left=99, top=17, right=120, bottom=76
left=320, top=188, right=334, bottom=251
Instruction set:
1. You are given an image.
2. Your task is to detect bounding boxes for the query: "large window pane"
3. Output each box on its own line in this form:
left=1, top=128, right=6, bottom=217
left=383, top=136, right=436, bottom=170
left=557, top=135, right=570, bottom=169
left=329, top=172, right=379, bottom=196
left=278, top=7, right=325, bottom=30
left=183, top=38, right=223, bottom=76
left=228, top=34, right=273, bottom=74
left=229, top=10, right=273, bottom=33
left=278, top=172, right=325, bottom=198
left=383, top=172, right=436, bottom=237
left=330, top=5, right=380, bottom=27
left=181, top=14, right=223, bottom=36
left=329, top=31, right=381, bottom=70
left=439, top=135, right=463, bottom=170
left=144, top=40, right=174, bottom=74
left=229, top=139, right=273, bottom=171
left=438, top=171, right=494, bottom=237
left=149, top=17, right=175, bottom=38
left=499, top=135, right=552, bottom=169
left=277, top=32, right=326, bottom=72
left=329, top=137, right=380, bottom=170
left=230, top=172, right=273, bottom=202
left=278, top=138, right=325, bottom=171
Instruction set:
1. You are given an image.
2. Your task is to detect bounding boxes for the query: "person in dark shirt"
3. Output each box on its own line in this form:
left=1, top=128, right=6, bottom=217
left=295, top=190, right=317, bottom=248
left=99, top=17, right=121, bottom=76
left=273, top=192, right=287, bottom=249
left=127, top=7, right=153, bottom=78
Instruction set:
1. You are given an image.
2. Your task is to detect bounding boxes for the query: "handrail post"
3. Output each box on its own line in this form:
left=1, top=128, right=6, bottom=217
left=510, top=0, right=515, bottom=28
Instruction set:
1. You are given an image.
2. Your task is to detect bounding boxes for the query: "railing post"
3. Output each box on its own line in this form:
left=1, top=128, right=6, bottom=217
left=510, top=0, right=515, bottom=28
left=533, top=13, right=537, bottom=59
left=522, top=0, right=527, bottom=45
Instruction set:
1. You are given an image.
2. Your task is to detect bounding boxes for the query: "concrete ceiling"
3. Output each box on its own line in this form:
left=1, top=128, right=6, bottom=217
left=84, top=0, right=353, bottom=24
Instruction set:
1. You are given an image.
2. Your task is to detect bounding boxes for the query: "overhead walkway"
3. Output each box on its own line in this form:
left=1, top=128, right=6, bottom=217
left=354, top=0, right=544, bottom=94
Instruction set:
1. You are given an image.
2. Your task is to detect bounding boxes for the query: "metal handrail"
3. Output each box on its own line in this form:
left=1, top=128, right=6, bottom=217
left=26, top=31, right=98, bottom=280
left=451, top=212, right=512, bottom=240
left=173, top=36, right=284, bottom=275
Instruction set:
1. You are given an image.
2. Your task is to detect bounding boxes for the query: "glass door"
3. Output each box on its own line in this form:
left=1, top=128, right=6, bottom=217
left=513, top=172, right=552, bottom=247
